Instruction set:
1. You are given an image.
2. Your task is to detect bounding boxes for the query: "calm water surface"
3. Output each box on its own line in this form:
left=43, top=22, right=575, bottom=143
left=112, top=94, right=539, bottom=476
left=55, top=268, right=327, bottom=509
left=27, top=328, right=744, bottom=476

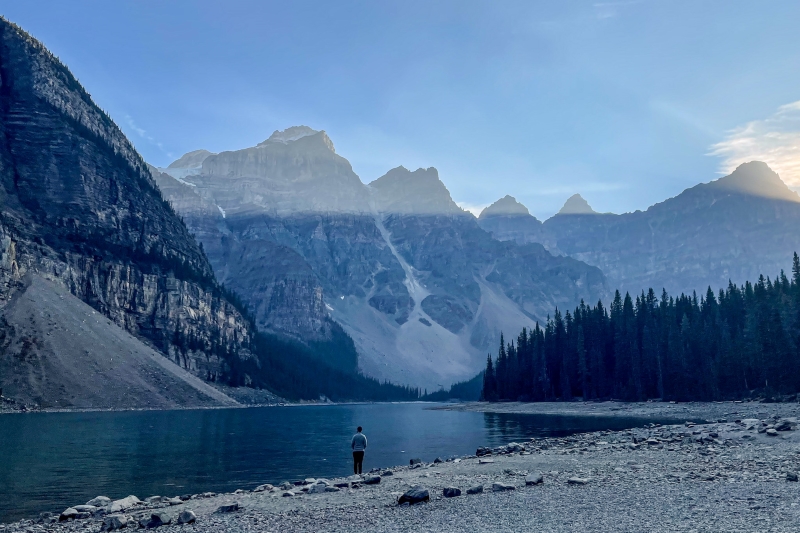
left=0, top=403, right=683, bottom=522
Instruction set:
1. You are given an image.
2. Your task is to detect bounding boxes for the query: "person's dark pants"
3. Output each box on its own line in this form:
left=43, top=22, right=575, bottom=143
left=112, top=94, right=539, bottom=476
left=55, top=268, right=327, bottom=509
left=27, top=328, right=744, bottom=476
left=353, top=451, right=364, bottom=474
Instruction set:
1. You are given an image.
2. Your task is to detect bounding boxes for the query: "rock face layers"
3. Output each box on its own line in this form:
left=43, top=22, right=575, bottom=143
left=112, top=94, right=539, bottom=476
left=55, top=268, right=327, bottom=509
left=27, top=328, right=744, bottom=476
left=0, top=275, right=240, bottom=409
left=477, top=196, right=544, bottom=245
left=0, top=18, right=258, bottom=395
left=478, top=161, right=800, bottom=296
left=160, top=129, right=605, bottom=389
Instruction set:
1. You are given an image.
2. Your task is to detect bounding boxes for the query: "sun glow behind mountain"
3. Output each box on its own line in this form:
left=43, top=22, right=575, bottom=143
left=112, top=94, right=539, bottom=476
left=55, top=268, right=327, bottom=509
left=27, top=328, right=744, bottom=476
left=710, top=101, right=800, bottom=189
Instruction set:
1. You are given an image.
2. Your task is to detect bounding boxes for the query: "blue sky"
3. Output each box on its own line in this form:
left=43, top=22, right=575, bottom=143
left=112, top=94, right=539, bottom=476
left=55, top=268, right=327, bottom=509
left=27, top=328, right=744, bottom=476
left=3, top=1, right=800, bottom=218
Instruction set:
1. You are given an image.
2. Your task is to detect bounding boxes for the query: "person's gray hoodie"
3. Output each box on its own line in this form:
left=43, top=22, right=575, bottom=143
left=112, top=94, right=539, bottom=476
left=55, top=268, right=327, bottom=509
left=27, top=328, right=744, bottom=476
left=351, top=431, right=367, bottom=452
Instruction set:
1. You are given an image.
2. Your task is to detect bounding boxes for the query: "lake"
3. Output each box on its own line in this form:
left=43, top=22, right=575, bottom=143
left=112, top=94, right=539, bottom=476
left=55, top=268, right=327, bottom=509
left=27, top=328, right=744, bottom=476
left=0, top=403, right=682, bottom=522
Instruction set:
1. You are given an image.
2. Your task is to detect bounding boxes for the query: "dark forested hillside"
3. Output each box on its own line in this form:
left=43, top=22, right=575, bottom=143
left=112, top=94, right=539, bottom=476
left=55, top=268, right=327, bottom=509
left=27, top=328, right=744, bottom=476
left=482, top=254, right=800, bottom=402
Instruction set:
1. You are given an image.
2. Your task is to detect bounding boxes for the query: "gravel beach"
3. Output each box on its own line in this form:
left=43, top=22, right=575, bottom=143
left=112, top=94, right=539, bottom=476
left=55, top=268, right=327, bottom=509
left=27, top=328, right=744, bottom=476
left=5, top=401, right=800, bottom=532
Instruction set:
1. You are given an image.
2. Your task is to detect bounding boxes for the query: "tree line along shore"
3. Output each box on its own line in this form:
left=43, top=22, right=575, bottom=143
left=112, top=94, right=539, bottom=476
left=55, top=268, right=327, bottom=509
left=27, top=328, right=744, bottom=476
left=482, top=253, right=800, bottom=403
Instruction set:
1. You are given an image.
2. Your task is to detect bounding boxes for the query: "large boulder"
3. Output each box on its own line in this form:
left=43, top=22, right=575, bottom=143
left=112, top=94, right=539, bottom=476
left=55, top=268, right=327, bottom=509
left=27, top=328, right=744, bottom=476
left=144, top=512, right=171, bottom=529
left=86, top=496, right=111, bottom=507
left=101, top=514, right=128, bottom=531
left=109, top=495, right=141, bottom=513
left=442, top=487, right=461, bottom=498
left=177, top=511, right=196, bottom=525
left=525, top=473, right=544, bottom=485
left=59, top=508, right=79, bottom=521
left=467, top=485, right=484, bottom=495
left=398, top=486, right=430, bottom=505
left=216, top=502, right=240, bottom=513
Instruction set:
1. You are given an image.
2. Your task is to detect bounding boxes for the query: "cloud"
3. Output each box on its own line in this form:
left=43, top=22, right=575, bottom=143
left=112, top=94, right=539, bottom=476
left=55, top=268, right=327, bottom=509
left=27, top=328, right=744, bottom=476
left=593, top=0, right=645, bottom=19
left=456, top=201, right=489, bottom=217
left=709, top=101, right=800, bottom=186
left=124, top=115, right=173, bottom=158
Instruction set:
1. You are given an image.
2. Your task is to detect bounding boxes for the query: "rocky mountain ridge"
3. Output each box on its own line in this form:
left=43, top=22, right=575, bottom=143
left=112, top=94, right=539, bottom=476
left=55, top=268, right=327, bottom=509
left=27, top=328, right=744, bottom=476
left=0, top=17, right=263, bottom=404
left=478, top=161, right=800, bottom=296
left=158, top=130, right=605, bottom=389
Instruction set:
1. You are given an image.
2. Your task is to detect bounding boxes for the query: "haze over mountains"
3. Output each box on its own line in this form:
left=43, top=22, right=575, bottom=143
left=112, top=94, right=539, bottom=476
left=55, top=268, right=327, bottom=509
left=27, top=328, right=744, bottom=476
left=155, top=130, right=604, bottom=390
left=155, top=121, right=800, bottom=391
left=479, top=161, right=800, bottom=296
left=4, top=16, right=800, bottom=406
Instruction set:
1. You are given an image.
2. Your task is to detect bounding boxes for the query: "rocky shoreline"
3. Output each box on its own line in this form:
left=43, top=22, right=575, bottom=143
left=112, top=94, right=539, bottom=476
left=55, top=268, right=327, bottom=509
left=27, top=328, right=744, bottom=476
left=3, top=402, right=800, bottom=532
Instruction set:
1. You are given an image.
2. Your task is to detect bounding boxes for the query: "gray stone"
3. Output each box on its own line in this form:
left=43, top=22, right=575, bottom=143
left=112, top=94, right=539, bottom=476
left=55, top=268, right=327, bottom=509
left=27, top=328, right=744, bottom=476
left=409, top=458, right=422, bottom=465
left=492, top=482, right=515, bottom=491
left=568, top=477, right=591, bottom=485
left=442, top=487, right=461, bottom=498
left=307, top=483, right=327, bottom=494
left=86, top=496, right=111, bottom=507
left=363, top=475, right=381, bottom=485
left=145, top=496, right=162, bottom=504
left=73, top=505, right=97, bottom=513
left=433, top=457, right=443, bottom=463
left=525, top=473, right=544, bottom=485
left=177, top=511, right=196, bottom=525
left=467, top=485, right=484, bottom=495
left=144, top=512, right=171, bottom=529
left=479, top=458, right=495, bottom=464
left=216, top=502, right=240, bottom=513
left=398, top=486, right=430, bottom=505
left=381, top=470, right=394, bottom=476
left=787, top=472, right=799, bottom=482
left=766, top=428, right=779, bottom=436
left=333, top=482, right=350, bottom=488
left=59, top=508, right=79, bottom=521
left=253, top=484, right=273, bottom=492
left=109, top=495, right=141, bottom=513
left=282, top=491, right=295, bottom=497
left=325, top=486, right=341, bottom=492
left=165, top=497, right=182, bottom=505
left=775, top=419, right=797, bottom=431
left=102, top=514, right=128, bottom=531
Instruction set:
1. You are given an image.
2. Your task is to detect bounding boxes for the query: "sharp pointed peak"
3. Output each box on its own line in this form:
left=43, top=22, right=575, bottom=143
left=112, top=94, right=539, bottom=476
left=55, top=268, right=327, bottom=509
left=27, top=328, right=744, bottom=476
left=709, top=161, right=799, bottom=201
left=479, top=195, right=531, bottom=218
left=557, top=194, right=598, bottom=215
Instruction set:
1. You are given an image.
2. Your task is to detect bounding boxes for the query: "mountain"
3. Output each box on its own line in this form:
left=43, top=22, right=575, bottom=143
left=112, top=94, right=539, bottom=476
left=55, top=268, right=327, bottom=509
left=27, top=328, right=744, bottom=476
left=0, top=274, right=240, bottom=409
left=159, top=130, right=606, bottom=390
left=0, top=18, right=419, bottom=407
left=477, top=195, right=544, bottom=245
left=482, top=161, right=800, bottom=296
left=0, top=17, right=267, bottom=407
left=557, top=194, right=598, bottom=215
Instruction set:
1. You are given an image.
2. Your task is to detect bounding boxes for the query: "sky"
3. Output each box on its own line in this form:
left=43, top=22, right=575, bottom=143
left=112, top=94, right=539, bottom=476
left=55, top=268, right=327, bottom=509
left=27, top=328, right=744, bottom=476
left=3, top=1, right=800, bottom=219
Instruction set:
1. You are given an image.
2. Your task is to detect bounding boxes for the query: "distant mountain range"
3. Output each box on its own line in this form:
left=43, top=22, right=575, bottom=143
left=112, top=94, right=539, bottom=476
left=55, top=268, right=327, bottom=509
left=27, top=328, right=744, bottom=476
left=478, top=161, right=800, bottom=296
left=155, top=129, right=605, bottom=390
left=5, top=16, right=800, bottom=404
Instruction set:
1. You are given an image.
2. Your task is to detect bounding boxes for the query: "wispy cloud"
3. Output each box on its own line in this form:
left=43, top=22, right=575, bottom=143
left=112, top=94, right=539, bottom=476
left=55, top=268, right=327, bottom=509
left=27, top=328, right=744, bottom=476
left=593, top=0, right=645, bottom=19
left=456, top=201, right=489, bottom=217
left=709, top=101, right=800, bottom=186
left=124, top=115, right=173, bottom=159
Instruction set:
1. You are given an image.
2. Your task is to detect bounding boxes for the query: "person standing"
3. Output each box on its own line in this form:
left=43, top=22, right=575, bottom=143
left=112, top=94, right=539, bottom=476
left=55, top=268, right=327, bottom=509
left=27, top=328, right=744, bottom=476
left=351, top=426, right=367, bottom=474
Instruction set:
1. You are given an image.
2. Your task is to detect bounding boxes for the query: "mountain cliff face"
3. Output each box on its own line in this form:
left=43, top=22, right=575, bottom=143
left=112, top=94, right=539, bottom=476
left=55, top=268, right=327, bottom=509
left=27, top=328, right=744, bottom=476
left=480, top=161, right=800, bottom=296
left=0, top=18, right=259, bottom=389
left=478, top=195, right=544, bottom=245
left=160, top=129, right=605, bottom=389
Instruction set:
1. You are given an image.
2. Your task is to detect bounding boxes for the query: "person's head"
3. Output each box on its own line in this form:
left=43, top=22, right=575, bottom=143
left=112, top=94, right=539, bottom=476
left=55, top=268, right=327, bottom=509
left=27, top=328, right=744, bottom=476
left=357, top=426, right=363, bottom=433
